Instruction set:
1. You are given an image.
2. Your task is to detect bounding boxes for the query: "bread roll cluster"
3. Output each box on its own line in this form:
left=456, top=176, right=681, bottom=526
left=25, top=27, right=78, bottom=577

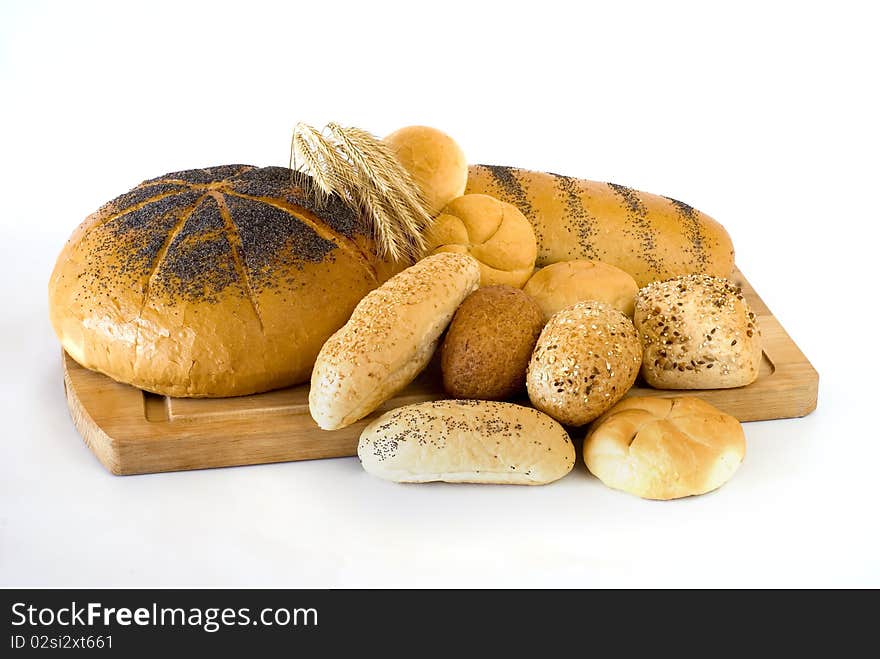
left=324, top=125, right=756, bottom=495
left=52, top=121, right=760, bottom=498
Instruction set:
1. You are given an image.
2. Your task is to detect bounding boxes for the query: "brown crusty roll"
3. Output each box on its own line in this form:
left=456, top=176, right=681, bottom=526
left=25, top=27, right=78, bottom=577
left=527, top=302, right=642, bottom=426
left=309, top=253, right=480, bottom=431
left=48, top=165, right=395, bottom=397
left=583, top=396, right=746, bottom=500
left=440, top=285, right=544, bottom=400
left=358, top=400, right=575, bottom=484
left=466, top=165, right=735, bottom=287
left=634, top=275, right=762, bottom=389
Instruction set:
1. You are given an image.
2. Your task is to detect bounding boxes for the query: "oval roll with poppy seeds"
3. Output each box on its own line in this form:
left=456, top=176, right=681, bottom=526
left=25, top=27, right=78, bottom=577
left=358, top=400, right=575, bottom=485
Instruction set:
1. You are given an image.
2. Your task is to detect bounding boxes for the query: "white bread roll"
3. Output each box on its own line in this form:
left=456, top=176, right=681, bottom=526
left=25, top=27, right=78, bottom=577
left=309, top=253, right=480, bottom=430
left=583, top=396, right=746, bottom=500
left=358, top=400, right=575, bottom=484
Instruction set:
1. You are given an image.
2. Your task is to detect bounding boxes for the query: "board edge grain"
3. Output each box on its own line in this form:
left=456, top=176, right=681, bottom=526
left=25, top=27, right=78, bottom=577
left=61, top=267, right=819, bottom=475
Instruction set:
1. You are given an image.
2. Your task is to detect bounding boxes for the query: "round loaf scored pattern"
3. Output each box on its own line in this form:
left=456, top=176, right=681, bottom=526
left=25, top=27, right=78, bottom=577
left=49, top=165, right=388, bottom=397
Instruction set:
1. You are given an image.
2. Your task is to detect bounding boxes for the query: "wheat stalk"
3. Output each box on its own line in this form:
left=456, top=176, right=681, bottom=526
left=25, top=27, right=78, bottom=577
left=289, top=121, right=433, bottom=263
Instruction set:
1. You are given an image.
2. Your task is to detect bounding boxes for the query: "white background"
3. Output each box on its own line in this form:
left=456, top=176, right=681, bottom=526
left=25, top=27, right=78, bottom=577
left=1, top=0, right=877, bottom=587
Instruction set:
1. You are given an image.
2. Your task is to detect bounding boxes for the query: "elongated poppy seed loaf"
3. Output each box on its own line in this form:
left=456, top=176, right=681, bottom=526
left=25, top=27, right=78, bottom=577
left=466, top=165, right=735, bottom=287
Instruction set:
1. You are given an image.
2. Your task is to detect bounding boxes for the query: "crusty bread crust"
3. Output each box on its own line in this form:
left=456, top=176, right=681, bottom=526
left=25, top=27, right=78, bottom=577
left=426, top=194, right=537, bottom=288
left=523, top=260, right=639, bottom=321
left=385, top=126, right=468, bottom=216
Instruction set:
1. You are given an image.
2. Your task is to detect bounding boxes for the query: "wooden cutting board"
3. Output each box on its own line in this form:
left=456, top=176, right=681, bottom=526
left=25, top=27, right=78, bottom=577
left=63, top=268, right=818, bottom=475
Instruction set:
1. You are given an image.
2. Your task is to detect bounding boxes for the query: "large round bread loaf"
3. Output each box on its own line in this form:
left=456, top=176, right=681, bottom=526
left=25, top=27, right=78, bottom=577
left=49, top=165, right=396, bottom=397
left=466, top=165, right=735, bottom=287
left=583, top=396, right=746, bottom=500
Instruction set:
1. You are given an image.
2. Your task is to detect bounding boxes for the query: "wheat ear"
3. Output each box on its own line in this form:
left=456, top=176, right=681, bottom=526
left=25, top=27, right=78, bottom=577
left=289, top=122, right=434, bottom=263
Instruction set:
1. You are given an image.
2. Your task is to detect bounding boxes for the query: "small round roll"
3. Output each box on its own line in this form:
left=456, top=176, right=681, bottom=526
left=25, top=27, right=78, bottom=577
left=440, top=285, right=544, bottom=400
left=635, top=274, right=762, bottom=389
left=523, top=260, right=639, bottom=321
left=426, top=194, right=538, bottom=288
left=583, top=396, right=746, bottom=500
left=358, top=400, right=575, bottom=485
left=385, top=125, right=468, bottom=216
left=527, top=302, right=642, bottom=426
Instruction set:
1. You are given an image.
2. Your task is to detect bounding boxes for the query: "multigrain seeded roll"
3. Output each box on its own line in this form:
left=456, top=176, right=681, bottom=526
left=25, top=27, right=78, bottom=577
left=358, top=400, right=575, bottom=484
left=526, top=302, right=642, bottom=426
left=48, top=165, right=397, bottom=397
left=583, top=396, right=746, bottom=500
left=634, top=275, right=762, bottom=389
left=309, top=253, right=480, bottom=431
left=440, top=286, right=544, bottom=400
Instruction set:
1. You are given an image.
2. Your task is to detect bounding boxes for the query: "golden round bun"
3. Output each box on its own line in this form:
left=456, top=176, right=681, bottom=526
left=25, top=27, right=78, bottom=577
left=635, top=275, right=762, bottom=389
left=384, top=125, right=468, bottom=216
left=49, top=165, right=391, bottom=397
left=440, top=286, right=544, bottom=400
left=358, top=400, right=575, bottom=485
left=527, top=302, right=641, bottom=426
left=426, top=194, right=537, bottom=288
left=583, top=396, right=746, bottom=500
left=523, top=260, right=639, bottom=321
